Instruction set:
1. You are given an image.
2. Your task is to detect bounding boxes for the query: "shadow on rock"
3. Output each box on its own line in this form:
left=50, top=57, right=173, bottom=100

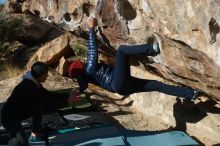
left=172, top=97, right=220, bottom=145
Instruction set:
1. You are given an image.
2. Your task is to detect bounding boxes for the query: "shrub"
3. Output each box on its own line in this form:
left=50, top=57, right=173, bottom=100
left=0, top=61, right=24, bottom=80
left=0, top=17, right=23, bottom=43
left=70, top=43, right=87, bottom=60
left=0, top=14, right=23, bottom=58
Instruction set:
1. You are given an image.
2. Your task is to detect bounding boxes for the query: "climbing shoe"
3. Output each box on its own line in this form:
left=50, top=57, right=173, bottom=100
left=28, top=132, right=46, bottom=144
left=191, top=90, right=199, bottom=100
left=152, top=35, right=161, bottom=56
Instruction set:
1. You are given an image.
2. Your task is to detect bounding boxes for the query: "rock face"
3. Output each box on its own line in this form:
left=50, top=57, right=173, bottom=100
left=27, top=34, right=70, bottom=67
left=8, top=0, right=219, bottom=54
left=148, top=33, right=220, bottom=100
left=56, top=57, right=72, bottom=76
left=5, top=14, right=54, bottom=43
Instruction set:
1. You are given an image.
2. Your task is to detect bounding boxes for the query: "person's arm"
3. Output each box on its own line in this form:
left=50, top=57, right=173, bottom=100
left=85, top=17, right=98, bottom=75
left=39, top=85, right=69, bottom=111
left=77, top=74, right=88, bottom=93
left=68, top=89, right=80, bottom=106
left=40, top=85, right=81, bottom=109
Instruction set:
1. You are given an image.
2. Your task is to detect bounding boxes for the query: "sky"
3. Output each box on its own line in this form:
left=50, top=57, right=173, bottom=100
left=0, top=0, right=5, bottom=4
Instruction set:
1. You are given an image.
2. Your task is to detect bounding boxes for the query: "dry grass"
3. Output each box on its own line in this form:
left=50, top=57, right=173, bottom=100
left=0, top=62, right=24, bottom=80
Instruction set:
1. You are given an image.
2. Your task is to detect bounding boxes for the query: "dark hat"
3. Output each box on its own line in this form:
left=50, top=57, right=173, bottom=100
left=31, top=61, right=49, bottom=79
left=68, top=60, right=84, bottom=78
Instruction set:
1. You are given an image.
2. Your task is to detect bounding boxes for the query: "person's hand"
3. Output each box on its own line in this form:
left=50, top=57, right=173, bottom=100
left=68, top=90, right=80, bottom=106
left=87, top=17, right=95, bottom=28
left=85, top=14, right=98, bottom=28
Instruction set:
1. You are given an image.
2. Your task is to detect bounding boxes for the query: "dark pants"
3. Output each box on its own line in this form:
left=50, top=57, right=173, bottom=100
left=0, top=93, right=69, bottom=146
left=111, top=44, right=194, bottom=99
left=0, top=112, right=39, bottom=146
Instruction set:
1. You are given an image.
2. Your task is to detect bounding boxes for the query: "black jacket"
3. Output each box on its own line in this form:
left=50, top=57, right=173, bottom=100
left=77, top=28, right=114, bottom=92
left=1, top=79, right=48, bottom=121
left=1, top=77, right=68, bottom=121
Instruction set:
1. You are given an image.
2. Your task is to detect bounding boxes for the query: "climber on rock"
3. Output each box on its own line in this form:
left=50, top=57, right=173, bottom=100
left=68, top=16, right=199, bottom=102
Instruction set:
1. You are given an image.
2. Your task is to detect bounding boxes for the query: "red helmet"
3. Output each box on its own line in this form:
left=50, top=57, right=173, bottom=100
left=68, top=60, right=85, bottom=78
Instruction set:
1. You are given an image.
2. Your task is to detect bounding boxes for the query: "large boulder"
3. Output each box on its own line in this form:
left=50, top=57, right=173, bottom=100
left=56, top=57, right=72, bottom=76
left=145, top=33, right=220, bottom=100
left=6, top=14, right=56, bottom=44
left=11, top=0, right=219, bottom=60
left=27, top=34, right=71, bottom=68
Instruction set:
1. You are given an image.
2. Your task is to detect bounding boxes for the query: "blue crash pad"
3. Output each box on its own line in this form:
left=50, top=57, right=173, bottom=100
left=48, top=125, right=200, bottom=146
left=49, top=125, right=125, bottom=146
left=126, top=131, right=199, bottom=146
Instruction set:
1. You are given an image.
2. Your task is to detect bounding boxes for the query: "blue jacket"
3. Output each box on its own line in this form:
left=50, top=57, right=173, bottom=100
left=77, top=28, right=114, bottom=92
